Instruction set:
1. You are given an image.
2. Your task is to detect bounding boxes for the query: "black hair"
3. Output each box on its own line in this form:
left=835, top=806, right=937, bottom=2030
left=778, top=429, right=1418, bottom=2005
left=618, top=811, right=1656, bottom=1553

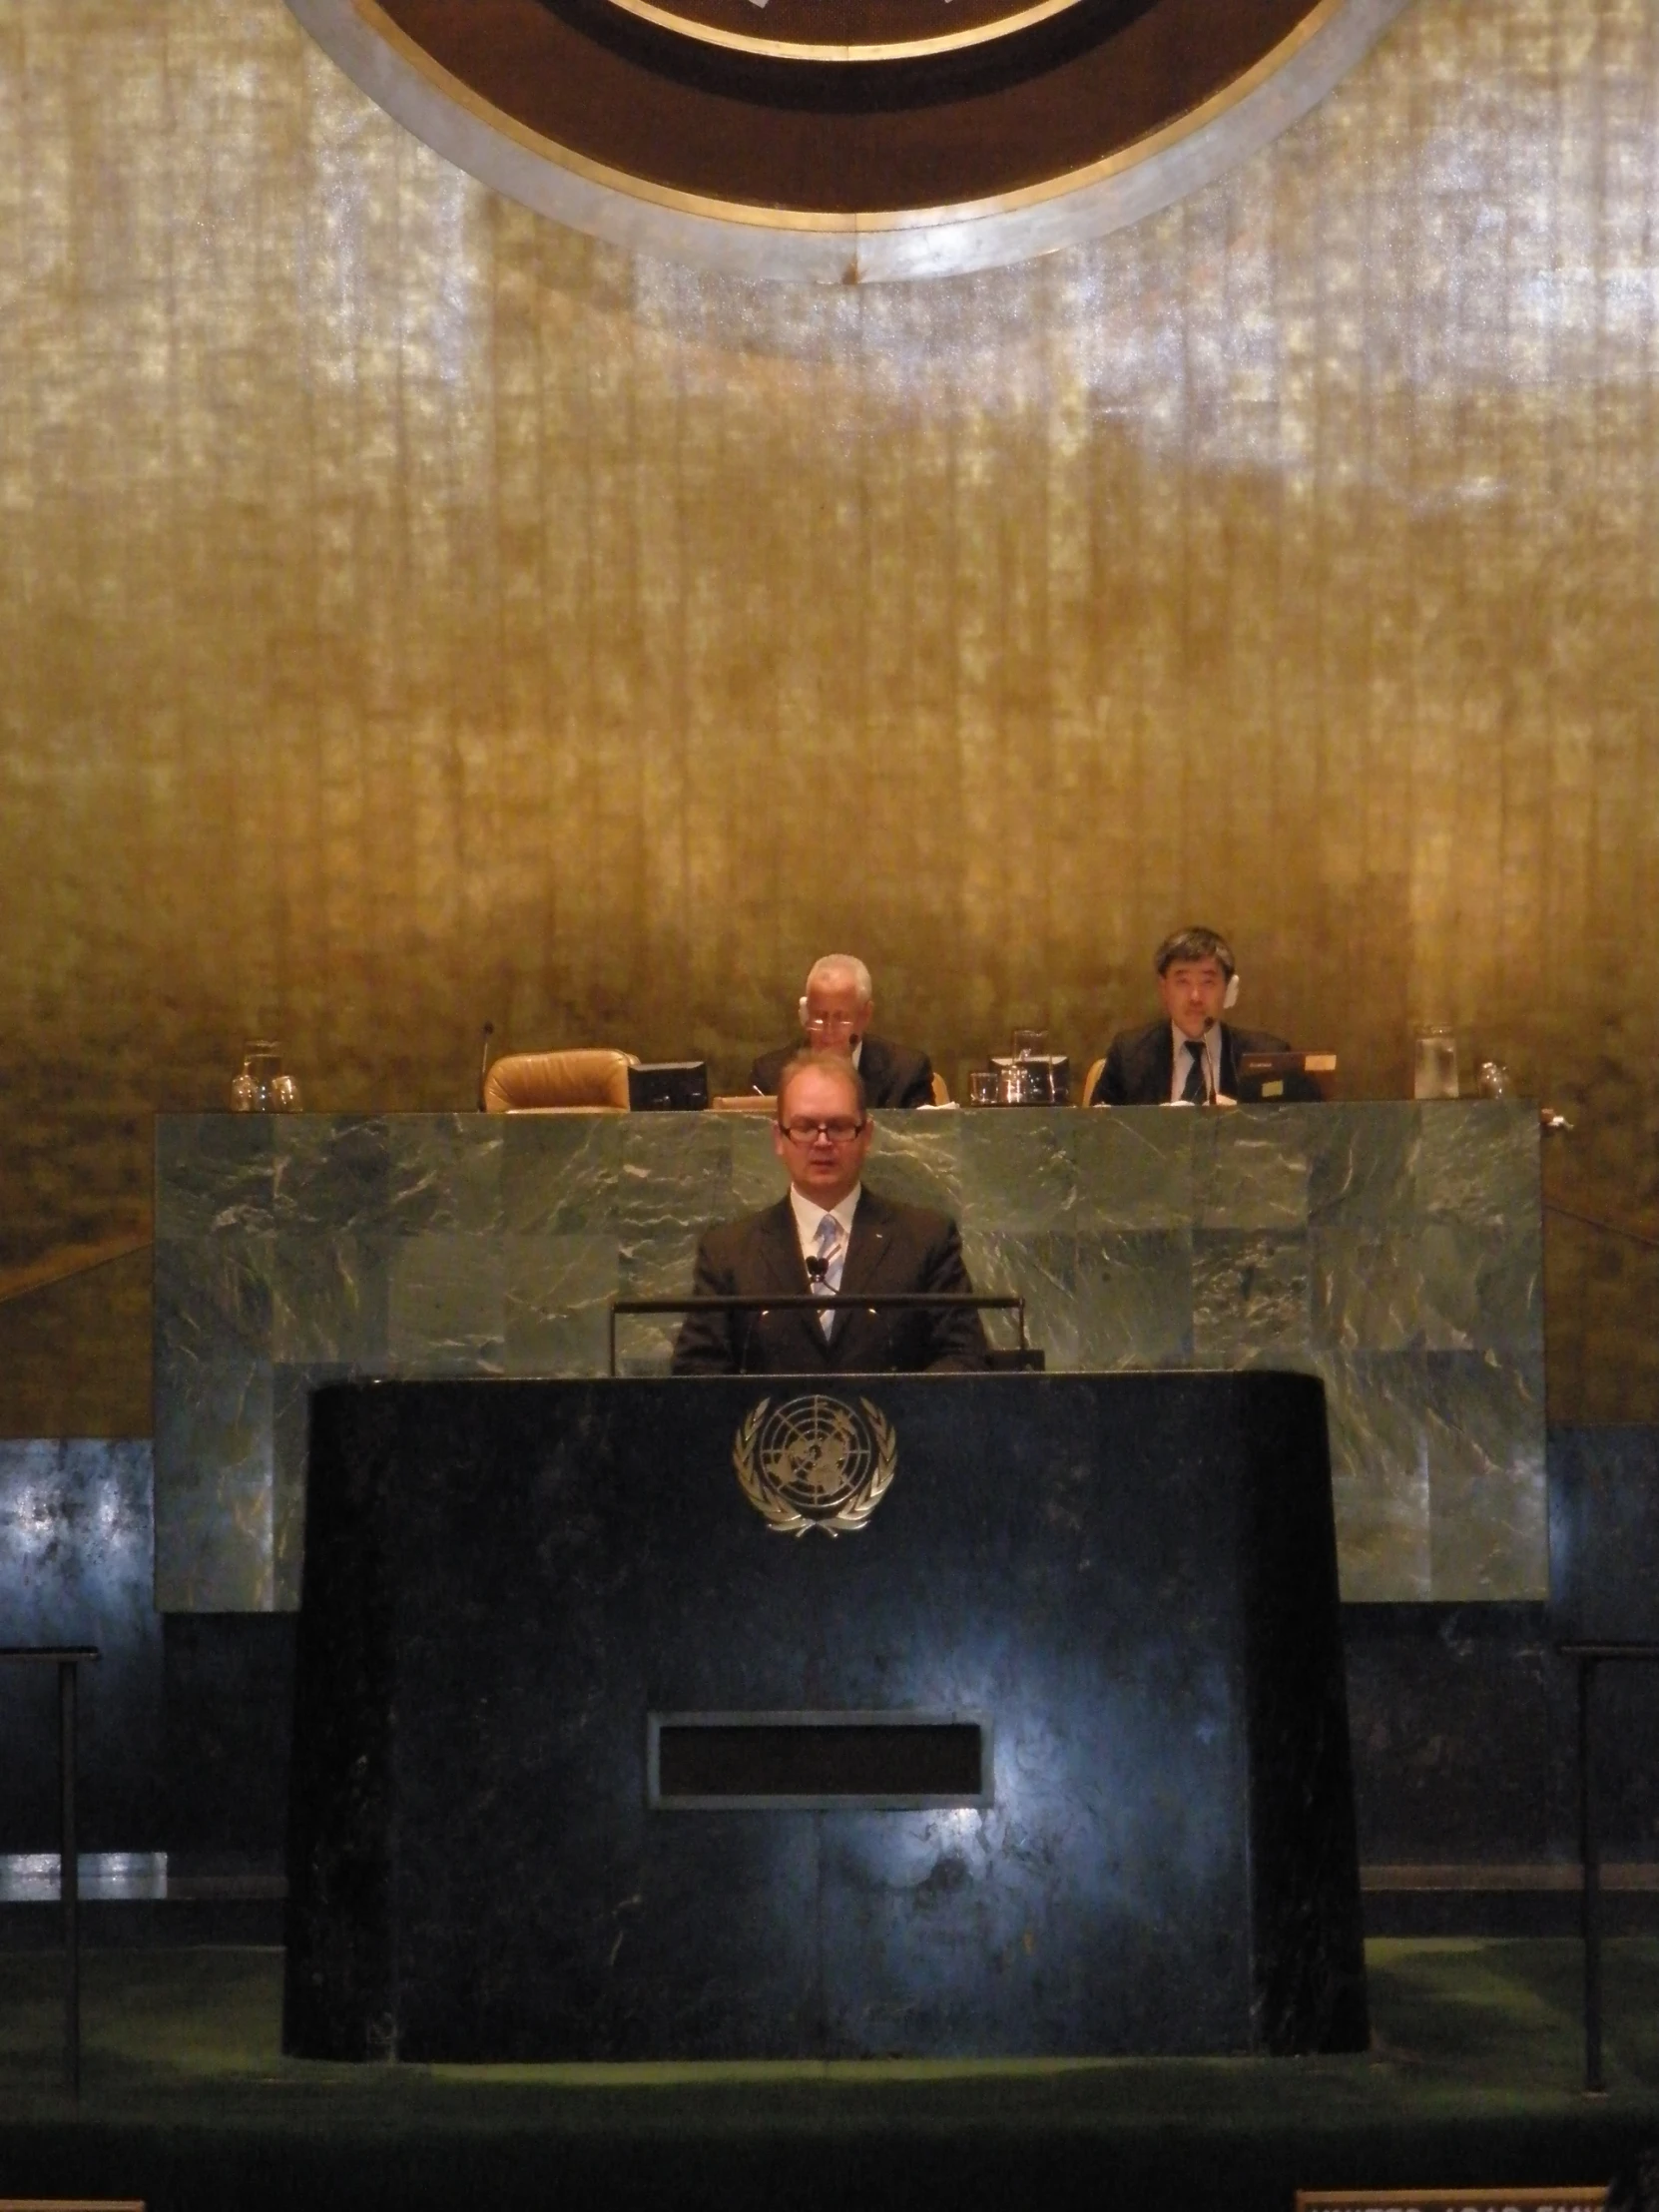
left=1154, top=926, right=1236, bottom=980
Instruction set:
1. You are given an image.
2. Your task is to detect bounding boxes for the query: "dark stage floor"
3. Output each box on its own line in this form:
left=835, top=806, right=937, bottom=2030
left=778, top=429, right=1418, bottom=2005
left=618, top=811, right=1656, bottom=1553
left=3, top=1940, right=1659, bottom=2209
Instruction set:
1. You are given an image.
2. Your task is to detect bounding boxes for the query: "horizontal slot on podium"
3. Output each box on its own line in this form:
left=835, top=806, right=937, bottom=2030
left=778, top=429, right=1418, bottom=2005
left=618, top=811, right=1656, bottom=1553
left=648, top=1711, right=992, bottom=1811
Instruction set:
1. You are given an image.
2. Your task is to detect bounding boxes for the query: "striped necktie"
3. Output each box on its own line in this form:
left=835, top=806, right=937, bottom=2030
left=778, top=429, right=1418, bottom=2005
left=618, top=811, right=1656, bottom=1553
left=813, top=1213, right=843, bottom=1337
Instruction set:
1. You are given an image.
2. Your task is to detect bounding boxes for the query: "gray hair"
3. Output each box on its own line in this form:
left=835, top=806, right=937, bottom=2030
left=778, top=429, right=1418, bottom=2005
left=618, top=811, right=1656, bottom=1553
left=804, top=954, right=873, bottom=1005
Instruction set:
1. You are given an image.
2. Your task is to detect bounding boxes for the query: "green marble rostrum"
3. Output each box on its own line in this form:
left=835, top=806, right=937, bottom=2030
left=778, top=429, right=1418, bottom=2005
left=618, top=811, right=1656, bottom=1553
left=153, top=1103, right=1543, bottom=1612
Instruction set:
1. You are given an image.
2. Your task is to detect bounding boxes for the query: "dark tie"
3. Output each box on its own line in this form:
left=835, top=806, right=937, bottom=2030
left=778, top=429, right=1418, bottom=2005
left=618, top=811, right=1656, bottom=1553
left=1182, top=1040, right=1208, bottom=1104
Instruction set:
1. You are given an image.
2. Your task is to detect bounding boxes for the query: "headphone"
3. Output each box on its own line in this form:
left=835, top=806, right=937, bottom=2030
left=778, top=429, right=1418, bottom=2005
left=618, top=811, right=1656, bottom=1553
left=1225, top=972, right=1240, bottom=1009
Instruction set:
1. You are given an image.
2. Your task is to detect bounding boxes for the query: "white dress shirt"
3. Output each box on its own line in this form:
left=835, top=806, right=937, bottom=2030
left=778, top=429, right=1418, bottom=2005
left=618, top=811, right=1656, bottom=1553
left=789, top=1183, right=862, bottom=1283
left=1169, top=1024, right=1223, bottom=1104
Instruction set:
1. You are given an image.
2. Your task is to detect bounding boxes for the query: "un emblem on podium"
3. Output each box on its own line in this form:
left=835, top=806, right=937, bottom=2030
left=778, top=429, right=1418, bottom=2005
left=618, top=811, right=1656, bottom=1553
left=734, top=1394, right=897, bottom=1537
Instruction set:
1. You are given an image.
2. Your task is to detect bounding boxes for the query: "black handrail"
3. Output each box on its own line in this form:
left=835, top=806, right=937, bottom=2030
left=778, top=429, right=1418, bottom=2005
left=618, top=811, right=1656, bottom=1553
left=0, top=1232, right=152, bottom=1310
left=1544, top=1201, right=1659, bottom=1254
left=1556, top=1639, right=1659, bottom=2095
left=0, top=1646, right=101, bottom=2096
left=608, top=1293, right=1026, bottom=1378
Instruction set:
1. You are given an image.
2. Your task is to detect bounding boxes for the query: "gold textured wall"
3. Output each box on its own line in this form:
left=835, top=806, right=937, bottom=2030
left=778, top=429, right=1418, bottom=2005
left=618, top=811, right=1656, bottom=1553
left=2, top=0, right=1656, bottom=1433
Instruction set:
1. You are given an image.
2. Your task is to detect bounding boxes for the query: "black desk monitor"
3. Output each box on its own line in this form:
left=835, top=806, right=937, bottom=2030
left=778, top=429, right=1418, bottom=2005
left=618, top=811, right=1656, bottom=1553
left=629, top=1061, right=710, bottom=1111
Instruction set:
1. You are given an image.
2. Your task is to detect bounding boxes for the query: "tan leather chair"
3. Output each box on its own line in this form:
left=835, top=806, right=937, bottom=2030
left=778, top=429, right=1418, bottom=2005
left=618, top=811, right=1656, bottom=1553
left=483, top=1048, right=639, bottom=1113
left=1080, top=1056, right=1106, bottom=1108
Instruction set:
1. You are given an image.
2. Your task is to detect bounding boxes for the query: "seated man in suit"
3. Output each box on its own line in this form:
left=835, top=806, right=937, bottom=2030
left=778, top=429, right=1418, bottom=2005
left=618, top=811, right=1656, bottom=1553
left=750, top=954, right=935, bottom=1108
left=1089, top=926, right=1299, bottom=1106
left=672, top=1054, right=987, bottom=1376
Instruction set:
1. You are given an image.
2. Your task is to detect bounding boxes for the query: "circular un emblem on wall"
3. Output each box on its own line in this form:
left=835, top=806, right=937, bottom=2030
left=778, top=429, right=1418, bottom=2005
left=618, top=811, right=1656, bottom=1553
left=734, top=1394, right=897, bottom=1535
left=286, top=0, right=1409, bottom=280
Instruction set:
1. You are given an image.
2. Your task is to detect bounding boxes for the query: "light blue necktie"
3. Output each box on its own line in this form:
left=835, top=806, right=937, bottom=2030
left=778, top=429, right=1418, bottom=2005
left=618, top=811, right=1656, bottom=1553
left=814, top=1213, right=844, bottom=1337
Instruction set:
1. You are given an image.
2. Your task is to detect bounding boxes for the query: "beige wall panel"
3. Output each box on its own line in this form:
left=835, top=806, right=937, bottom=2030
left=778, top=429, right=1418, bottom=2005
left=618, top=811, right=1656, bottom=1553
left=2, top=0, right=1658, bottom=1428
left=0, top=1258, right=153, bottom=1438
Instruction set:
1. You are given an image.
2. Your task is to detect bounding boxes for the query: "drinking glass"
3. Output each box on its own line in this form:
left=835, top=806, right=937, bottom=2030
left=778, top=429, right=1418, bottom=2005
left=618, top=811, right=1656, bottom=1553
left=1412, top=1029, right=1459, bottom=1100
left=231, top=1040, right=299, bottom=1113
left=1010, top=1029, right=1054, bottom=1102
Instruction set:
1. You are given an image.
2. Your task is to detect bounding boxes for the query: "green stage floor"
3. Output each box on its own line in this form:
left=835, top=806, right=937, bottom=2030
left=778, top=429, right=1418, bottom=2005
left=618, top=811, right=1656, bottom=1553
left=2, top=1940, right=1658, bottom=2209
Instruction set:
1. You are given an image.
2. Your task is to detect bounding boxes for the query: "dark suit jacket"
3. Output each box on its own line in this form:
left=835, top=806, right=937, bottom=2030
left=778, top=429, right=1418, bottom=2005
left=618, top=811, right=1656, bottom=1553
left=670, top=1188, right=987, bottom=1376
left=1089, top=1020, right=1296, bottom=1107
left=749, top=1035, right=934, bottom=1109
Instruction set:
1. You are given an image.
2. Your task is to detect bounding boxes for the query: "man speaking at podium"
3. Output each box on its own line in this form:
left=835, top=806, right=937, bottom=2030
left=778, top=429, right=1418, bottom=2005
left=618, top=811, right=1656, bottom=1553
left=672, top=1055, right=987, bottom=1376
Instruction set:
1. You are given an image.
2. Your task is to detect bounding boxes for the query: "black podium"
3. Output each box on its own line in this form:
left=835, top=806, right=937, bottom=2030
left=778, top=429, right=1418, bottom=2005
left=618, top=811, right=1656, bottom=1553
left=283, top=1373, right=1368, bottom=2061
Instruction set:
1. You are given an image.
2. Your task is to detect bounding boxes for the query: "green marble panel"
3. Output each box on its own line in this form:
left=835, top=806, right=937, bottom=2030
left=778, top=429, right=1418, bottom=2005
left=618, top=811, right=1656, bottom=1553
left=830, top=1112, right=955, bottom=1215
left=1414, top=1220, right=1542, bottom=1353
left=272, top=1231, right=391, bottom=1367
left=729, top=1119, right=788, bottom=1212
left=384, top=1113, right=505, bottom=1235
left=950, top=1111, right=1068, bottom=1232
left=1312, top=1216, right=1543, bottom=1356
left=614, top=1318, right=683, bottom=1378
left=274, top=1117, right=392, bottom=1233
left=152, top=1103, right=1546, bottom=1610
left=154, top=1360, right=276, bottom=1612
left=154, top=1232, right=275, bottom=1359
left=155, top=1113, right=276, bottom=1241
left=617, top=1228, right=706, bottom=1305
left=501, top=1114, right=644, bottom=1234
left=1068, top=1230, right=1194, bottom=1367
left=1192, top=1231, right=1311, bottom=1360
left=1309, top=1226, right=1426, bottom=1354
left=960, top=1226, right=1077, bottom=1366
left=1416, top=1100, right=1541, bottom=1228
left=612, top=1116, right=740, bottom=1238
left=154, top=1227, right=279, bottom=1610
left=504, top=1232, right=620, bottom=1378
left=273, top=1363, right=353, bottom=1609
left=1067, top=1111, right=1195, bottom=1229
left=1423, top=1352, right=1548, bottom=1601
left=1307, top=1104, right=1419, bottom=1227
left=1314, top=1352, right=1433, bottom=1603
left=386, top=1232, right=506, bottom=1373
left=1192, top=1113, right=1312, bottom=1233
left=607, top=1230, right=715, bottom=1377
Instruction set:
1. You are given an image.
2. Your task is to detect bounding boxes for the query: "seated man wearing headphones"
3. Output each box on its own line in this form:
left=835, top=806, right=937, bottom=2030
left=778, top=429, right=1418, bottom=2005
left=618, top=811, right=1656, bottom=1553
left=1089, top=926, right=1300, bottom=1106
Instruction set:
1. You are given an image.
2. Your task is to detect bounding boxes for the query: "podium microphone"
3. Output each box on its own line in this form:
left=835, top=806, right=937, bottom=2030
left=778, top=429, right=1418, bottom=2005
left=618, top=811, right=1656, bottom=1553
left=477, top=1020, right=496, bottom=1112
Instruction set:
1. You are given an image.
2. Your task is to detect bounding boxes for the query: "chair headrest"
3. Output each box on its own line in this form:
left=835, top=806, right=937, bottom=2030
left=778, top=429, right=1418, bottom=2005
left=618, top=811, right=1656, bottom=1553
left=482, top=1048, right=638, bottom=1112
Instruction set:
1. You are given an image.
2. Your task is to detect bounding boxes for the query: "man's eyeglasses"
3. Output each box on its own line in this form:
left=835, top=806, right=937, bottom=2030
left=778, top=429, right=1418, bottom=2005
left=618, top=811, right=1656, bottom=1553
left=779, top=1117, right=865, bottom=1145
left=803, top=1012, right=858, bottom=1035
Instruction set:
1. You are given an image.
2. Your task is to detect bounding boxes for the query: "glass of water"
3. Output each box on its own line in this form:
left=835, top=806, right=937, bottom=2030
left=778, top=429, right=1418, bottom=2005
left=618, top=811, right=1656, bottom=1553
left=1412, top=1029, right=1460, bottom=1100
